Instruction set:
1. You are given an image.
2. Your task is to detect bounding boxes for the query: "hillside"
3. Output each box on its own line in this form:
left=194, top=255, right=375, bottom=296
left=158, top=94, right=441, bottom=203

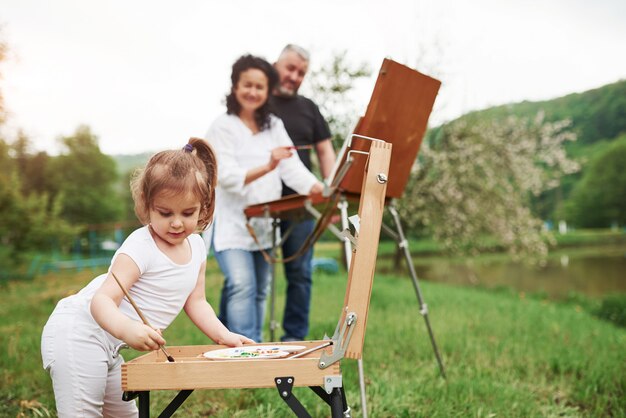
left=428, top=79, right=626, bottom=224
left=461, top=79, right=626, bottom=146
left=111, top=151, right=153, bottom=175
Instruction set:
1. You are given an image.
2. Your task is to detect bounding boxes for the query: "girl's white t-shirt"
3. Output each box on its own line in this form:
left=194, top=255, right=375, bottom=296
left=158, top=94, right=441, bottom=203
left=78, top=226, right=206, bottom=345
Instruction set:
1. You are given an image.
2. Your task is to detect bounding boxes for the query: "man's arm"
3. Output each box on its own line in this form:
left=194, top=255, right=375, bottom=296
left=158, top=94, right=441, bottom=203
left=315, top=138, right=336, bottom=179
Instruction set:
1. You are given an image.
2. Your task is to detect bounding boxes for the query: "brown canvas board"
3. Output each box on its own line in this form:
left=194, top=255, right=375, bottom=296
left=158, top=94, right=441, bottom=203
left=338, top=58, right=441, bottom=198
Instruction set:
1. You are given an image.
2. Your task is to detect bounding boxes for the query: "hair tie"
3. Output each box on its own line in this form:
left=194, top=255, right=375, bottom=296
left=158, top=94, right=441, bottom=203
left=182, top=143, right=193, bottom=153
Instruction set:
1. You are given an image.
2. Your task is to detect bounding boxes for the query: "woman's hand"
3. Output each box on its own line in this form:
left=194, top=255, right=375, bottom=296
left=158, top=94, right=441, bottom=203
left=268, top=146, right=294, bottom=171
left=309, top=181, right=325, bottom=197
left=121, top=321, right=167, bottom=352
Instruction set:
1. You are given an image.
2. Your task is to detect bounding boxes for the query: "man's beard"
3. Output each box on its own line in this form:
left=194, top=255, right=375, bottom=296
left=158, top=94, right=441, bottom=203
left=276, top=83, right=298, bottom=97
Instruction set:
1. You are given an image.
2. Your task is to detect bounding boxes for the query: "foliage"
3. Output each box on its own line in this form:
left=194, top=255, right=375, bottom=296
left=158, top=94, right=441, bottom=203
left=594, top=294, right=626, bottom=328
left=461, top=80, right=626, bottom=221
left=399, top=113, right=579, bottom=259
left=564, top=135, right=626, bottom=227
left=305, top=51, right=371, bottom=143
left=46, top=125, right=122, bottom=224
left=471, top=79, right=626, bottom=146
left=0, top=144, right=77, bottom=269
left=0, top=129, right=119, bottom=270
left=11, top=131, right=54, bottom=196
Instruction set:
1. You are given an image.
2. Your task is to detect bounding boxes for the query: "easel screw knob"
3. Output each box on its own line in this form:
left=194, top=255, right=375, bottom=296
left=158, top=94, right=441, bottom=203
left=377, top=173, right=388, bottom=184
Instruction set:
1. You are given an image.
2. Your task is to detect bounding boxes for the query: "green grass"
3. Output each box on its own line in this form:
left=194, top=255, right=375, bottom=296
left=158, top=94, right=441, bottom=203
left=1, top=258, right=624, bottom=417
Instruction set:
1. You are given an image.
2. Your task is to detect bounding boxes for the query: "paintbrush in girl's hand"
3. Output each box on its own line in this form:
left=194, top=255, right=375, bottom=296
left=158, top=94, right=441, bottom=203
left=111, top=271, right=175, bottom=362
left=287, top=144, right=313, bottom=150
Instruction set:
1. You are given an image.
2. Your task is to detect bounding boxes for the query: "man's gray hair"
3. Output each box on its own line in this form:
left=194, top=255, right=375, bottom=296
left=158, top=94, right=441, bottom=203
left=279, top=44, right=310, bottom=62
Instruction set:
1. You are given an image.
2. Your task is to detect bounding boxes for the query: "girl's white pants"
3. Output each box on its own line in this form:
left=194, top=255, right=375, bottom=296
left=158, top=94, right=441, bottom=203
left=41, top=295, right=138, bottom=418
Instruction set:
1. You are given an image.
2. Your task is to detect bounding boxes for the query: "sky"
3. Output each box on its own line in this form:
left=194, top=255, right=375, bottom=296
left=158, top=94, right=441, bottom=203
left=1, top=0, right=625, bottom=155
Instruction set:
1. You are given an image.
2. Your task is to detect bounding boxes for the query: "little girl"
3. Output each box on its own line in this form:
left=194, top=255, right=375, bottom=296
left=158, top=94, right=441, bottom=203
left=41, top=138, right=252, bottom=417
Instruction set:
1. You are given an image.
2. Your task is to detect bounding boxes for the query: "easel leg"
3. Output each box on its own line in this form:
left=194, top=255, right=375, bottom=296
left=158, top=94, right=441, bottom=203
left=138, top=391, right=149, bottom=418
left=329, top=388, right=345, bottom=417
left=339, top=197, right=353, bottom=267
left=275, top=377, right=312, bottom=418
left=387, top=201, right=446, bottom=378
left=158, top=390, right=194, bottom=418
left=339, top=197, right=368, bottom=418
left=269, top=218, right=279, bottom=341
left=357, top=359, right=368, bottom=417
left=310, top=386, right=351, bottom=418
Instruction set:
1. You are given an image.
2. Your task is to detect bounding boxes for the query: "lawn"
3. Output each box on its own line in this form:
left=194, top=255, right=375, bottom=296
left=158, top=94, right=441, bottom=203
left=1, top=256, right=624, bottom=417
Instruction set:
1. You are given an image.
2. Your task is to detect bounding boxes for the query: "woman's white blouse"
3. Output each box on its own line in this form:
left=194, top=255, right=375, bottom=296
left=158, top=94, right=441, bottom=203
left=206, top=113, right=318, bottom=251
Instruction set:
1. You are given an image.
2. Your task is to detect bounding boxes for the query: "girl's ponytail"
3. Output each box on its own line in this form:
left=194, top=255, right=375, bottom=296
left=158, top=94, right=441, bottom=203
left=187, top=137, right=218, bottom=228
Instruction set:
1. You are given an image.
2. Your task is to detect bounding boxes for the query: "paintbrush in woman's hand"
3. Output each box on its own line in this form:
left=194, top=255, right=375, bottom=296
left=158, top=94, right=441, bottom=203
left=287, top=144, right=313, bottom=150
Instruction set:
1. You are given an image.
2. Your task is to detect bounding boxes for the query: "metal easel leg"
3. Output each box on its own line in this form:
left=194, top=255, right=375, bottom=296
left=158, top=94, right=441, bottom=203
left=338, top=197, right=353, bottom=267
left=310, top=384, right=351, bottom=417
left=275, top=377, right=311, bottom=418
left=138, top=391, right=149, bottom=418
left=158, top=390, right=194, bottom=418
left=339, top=196, right=368, bottom=418
left=387, top=201, right=446, bottom=378
left=269, top=218, right=279, bottom=342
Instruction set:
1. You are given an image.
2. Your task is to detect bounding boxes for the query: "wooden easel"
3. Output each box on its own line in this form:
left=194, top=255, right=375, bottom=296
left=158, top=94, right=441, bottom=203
left=353, top=58, right=446, bottom=374
left=121, top=141, right=392, bottom=417
left=245, top=59, right=446, bottom=417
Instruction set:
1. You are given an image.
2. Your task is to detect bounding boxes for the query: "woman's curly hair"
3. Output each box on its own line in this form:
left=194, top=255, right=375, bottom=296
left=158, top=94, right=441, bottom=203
left=225, top=54, right=279, bottom=132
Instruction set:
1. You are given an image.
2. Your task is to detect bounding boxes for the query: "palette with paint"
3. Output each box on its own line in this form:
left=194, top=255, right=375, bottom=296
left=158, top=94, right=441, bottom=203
left=202, top=345, right=305, bottom=360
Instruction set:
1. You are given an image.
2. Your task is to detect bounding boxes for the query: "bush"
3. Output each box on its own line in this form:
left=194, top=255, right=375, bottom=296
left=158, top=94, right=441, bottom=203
left=594, top=294, right=626, bottom=327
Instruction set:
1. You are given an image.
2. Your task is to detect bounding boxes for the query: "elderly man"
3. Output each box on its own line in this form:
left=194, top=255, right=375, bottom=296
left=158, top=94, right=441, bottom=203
left=271, top=44, right=336, bottom=342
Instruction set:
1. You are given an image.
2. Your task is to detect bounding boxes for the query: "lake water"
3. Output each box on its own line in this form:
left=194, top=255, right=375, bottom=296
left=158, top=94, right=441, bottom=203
left=394, top=245, right=626, bottom=299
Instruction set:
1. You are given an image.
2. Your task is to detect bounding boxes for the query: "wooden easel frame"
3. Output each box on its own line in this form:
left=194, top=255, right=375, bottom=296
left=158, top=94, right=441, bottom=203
left=243, top=60, right=445, bottom=418
left=121, top=141, right=392, bottom=417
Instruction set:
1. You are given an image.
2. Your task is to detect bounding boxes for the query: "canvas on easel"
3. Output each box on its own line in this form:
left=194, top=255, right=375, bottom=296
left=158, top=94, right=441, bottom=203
left=335, top=58, right=441, bottom=198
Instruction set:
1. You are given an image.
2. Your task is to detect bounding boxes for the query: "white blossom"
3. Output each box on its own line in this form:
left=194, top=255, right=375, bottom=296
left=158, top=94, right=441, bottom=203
left=399, top=114, right=579, bottom=260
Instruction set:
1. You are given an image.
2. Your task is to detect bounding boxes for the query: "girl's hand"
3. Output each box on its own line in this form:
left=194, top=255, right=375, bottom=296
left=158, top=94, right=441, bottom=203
left=268, top=146, right=293, bottom=171
left=219, top=331, right=255, bottom=347
left=122, top=322, right=167, bottom=352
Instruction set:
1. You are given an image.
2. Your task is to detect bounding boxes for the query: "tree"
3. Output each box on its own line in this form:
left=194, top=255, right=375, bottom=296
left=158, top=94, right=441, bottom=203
left=305, top=51, right=371, bottom=143
left=564, top=136, right=626, bottom=227
left=399, top=113, right=579, bottom=259
left=0, top=34, right=78, bottom=271
left=0, top=138, right=77, bottom=269
left=12, top=131, right=53, bottom=195
left=47, top=125, right=122, bottom=224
